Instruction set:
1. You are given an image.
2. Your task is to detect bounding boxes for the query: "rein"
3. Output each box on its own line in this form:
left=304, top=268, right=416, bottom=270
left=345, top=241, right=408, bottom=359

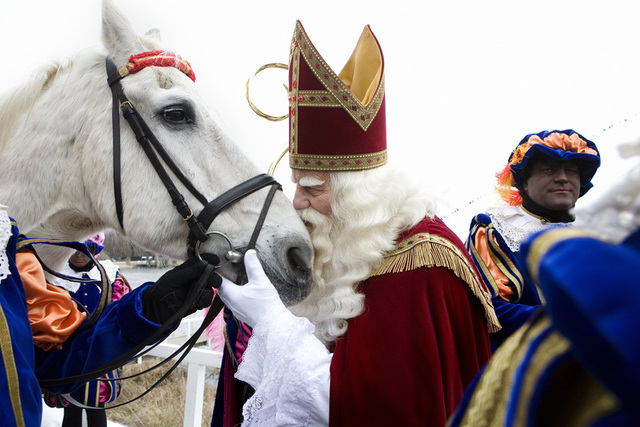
left=37, top=53, right=282, bottom=403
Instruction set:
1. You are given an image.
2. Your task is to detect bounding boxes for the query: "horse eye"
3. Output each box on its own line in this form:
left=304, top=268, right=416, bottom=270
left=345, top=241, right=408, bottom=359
left=161, top=106, right=193, bottom=124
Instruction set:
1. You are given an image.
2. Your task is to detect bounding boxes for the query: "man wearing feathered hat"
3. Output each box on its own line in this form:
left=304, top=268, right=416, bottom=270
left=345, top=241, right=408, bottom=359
left=451, top=138, right=638, bottom=427
left=465, top=129, right=601, bottom=351
left=216, top=20, right=497, bottom=426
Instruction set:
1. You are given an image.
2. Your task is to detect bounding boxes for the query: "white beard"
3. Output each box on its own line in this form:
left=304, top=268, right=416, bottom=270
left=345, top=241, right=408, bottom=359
left=288, top=206, right=369, bottom=346
left=288, top=167, right=437, bottom=346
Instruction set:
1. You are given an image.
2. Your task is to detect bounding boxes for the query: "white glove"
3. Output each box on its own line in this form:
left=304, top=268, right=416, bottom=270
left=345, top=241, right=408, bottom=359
left=217, top=249, right=285, bottom=328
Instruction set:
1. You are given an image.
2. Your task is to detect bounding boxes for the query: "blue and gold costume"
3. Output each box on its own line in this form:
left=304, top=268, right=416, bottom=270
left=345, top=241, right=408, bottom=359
left=465, top=129, right=600, bottom=351
left=0, top=218, right=41, bottom=426
left=0, top=215, right=162, bottom=427
left=450, top=226, right=640, bottom=426
left=466, top=209, right=549, bottom=351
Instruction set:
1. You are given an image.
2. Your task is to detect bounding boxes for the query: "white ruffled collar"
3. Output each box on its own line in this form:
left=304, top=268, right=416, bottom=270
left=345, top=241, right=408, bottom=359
left=486, top=205, right=571, bottom=253
left=50, top=259, right=120, bottom=293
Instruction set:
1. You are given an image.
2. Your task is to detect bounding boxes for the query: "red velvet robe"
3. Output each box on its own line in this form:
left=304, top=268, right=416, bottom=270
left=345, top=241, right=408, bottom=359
left=329, top=217, right=492, bottom=426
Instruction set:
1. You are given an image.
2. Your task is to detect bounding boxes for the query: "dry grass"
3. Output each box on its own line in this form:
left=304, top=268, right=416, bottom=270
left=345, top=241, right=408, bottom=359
left=105, top=356, right=219, bottom=427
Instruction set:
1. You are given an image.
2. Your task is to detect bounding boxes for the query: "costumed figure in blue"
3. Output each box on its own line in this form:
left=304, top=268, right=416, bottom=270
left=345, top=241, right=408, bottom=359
left=44, top=233, right=131, bottom=427
left=465, top=129, right=600, bottom=351
left=0, top=206, right=220, bottom=427
left=450, top=138, right=640, bottom=426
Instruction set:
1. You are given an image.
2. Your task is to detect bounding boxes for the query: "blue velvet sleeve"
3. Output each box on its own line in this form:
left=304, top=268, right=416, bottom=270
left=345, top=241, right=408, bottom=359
left=34, top=282, right=161, bottom=393
left=521, top=229, right=640, bottom=412
left=489, top=298, right=540, bottom=351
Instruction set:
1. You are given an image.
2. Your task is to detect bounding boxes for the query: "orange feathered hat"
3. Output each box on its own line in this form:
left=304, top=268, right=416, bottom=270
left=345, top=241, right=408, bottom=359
left=496, top=129, right=601, bottom=205
left=287, top=21, right=387, bottom=172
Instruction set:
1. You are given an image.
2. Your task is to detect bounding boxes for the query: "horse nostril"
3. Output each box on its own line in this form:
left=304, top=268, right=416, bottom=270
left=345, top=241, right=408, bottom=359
left=286, top=246, right=312, bottom=281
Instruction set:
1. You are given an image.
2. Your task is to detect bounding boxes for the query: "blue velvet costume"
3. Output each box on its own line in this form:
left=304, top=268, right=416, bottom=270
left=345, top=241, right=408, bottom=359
left=450, top=226, right=640, bottom=426
left=0, top=218, right=161, bottom=426
left=465, top=129, right=601, bottom=352
left=466, top=211, right=547, bottom=351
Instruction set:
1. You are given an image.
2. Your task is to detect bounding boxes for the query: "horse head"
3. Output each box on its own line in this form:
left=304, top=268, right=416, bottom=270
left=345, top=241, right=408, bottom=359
left=0, top=0, right=313, bottom=305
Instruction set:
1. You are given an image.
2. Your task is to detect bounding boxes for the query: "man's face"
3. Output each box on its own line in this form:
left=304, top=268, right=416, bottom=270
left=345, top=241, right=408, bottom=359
left=68, top=250, right=92, bottom=269
left=291, top=169, right=332, bottom=216
left=523, top=158, right=581, bottom=211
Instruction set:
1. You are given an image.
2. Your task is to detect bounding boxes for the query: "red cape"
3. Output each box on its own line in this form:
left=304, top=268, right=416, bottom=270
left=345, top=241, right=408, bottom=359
left=329, top=217, right=491, bottom=426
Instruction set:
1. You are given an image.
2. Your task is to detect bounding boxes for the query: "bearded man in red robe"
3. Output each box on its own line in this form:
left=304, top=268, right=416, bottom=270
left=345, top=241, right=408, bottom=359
left=216, top=20, right=497, bottom=426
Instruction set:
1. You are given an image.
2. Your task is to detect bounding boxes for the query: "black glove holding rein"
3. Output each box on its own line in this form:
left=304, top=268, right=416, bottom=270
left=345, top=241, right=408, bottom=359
left=142, top=253, right=222, bottom=324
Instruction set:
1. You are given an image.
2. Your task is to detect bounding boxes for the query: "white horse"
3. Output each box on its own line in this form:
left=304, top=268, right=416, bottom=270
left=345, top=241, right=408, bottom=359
left=0, top=0, right=313, bottom=305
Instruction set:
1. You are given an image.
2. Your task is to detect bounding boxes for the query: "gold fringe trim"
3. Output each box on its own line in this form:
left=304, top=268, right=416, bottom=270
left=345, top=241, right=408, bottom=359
left=371, top=233, right=500, bottom=332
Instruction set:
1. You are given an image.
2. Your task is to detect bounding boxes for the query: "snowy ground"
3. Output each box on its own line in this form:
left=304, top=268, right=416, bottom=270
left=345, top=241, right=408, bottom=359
left=41, top=404, right=127, bottom=427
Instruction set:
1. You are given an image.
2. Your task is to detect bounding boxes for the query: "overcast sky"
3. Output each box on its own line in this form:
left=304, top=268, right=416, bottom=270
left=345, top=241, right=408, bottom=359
left=1, top=0, right=640, bottom=237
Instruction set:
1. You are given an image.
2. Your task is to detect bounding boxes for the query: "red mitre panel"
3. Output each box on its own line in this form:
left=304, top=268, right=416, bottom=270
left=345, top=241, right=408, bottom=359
left=288, top=21, right=387, bottom=171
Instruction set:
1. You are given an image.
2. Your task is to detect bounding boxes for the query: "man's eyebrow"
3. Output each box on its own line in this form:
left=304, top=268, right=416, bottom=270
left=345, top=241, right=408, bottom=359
left=298, top=176, right=326, bottom=187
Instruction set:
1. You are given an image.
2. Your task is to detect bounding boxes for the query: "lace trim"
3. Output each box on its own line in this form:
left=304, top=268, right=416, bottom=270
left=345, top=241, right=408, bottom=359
left=50, top=258, right=119, bottom=294
left=0, top=208, right=12, bottom=282
left=487, top=206, right=569, bottom=253
left=237, top=305, right=330, bottom=426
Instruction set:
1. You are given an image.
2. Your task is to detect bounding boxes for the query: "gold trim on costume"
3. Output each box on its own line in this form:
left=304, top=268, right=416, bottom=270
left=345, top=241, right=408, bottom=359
left=526, top=228, right=593, bottom=284
left=0, top=304, right=26, bottom=427
left=486, top=226, right=526, bottom=300
left=456, top=316, right=553, bottom=426
left=513, top=328, right=572, bottom=424
left=466, top=238, right=501, bottom=297
left=288, top=21, right=385, bottom=133
left=371, top=232, right=500, bottom=332
left=457, top=314, right=621, bottom=426
left=289, top=45, right=301, bottom=157
left=513, top=329, right=620, bottom=426
left=290, top=150, right=388, bottom=172
left=520, top=205, right=551, bottom=224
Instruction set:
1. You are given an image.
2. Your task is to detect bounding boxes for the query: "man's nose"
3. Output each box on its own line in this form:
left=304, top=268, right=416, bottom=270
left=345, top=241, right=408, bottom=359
left=554, top=168, right=569, bottom=182
left=292, top=187, right=310, bottom=210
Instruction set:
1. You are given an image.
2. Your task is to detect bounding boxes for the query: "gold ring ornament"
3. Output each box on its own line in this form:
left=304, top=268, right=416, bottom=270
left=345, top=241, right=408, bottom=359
left=245, top=63, right=289, bottom=122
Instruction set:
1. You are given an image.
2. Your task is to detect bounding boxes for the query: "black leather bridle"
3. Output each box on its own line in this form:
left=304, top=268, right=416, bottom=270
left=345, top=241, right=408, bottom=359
left=105, top=55, right=281, bottom=259
left=37, top=54, right=283, bottom=403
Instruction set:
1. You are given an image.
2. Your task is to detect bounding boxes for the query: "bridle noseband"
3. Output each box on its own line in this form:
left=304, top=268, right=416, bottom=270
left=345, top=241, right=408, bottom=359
left=105, top=54, right=281, bottom=262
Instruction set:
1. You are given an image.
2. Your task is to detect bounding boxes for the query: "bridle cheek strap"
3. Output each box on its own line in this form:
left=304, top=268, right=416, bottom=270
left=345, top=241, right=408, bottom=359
left=106, top=55, right=282, bottom=252
left=107, top=50, right=198, bottom=231
left=106, top=55, right=208, bottom=241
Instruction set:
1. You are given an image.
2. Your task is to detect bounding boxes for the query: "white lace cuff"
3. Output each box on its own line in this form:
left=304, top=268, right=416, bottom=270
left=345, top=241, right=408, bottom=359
left=236, top=304, right=331, bottom=426
left=0, top=208, right=12, bottom=282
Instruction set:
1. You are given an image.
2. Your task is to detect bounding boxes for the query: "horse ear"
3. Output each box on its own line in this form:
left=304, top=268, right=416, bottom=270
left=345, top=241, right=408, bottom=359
left=140, top=28, right=164, bottom=51
left=144, top=28, right=162, bottom=41
left=101, top=0, right=145, bottom=67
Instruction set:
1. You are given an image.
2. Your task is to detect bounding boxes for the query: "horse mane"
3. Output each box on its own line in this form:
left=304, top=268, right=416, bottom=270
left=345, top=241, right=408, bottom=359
left=0, top=30, right=168, bottom=152
left=0, top=59, right=75, bottom=150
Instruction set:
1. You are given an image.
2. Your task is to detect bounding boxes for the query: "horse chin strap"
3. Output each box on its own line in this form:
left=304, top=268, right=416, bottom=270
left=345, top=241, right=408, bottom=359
left=105, top=55, right=281, bottom=261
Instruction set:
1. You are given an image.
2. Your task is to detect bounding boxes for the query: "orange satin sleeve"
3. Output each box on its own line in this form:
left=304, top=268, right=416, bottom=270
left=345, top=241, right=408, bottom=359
left=473, top=227, right=515, bottom=302
left=16, top=251, right=87, bottom=351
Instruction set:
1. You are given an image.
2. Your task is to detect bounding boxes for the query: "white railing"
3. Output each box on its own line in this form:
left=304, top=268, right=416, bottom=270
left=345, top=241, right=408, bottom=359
left=144, top=315, right=223, bottom=427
